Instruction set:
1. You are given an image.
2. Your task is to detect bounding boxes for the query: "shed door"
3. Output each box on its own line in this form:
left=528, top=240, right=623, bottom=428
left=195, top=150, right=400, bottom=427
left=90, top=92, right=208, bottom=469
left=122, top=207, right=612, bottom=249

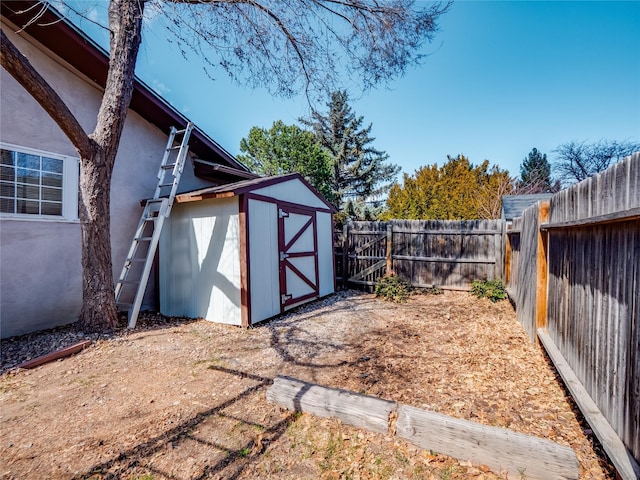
left=278, top=205, right=319, bottom=311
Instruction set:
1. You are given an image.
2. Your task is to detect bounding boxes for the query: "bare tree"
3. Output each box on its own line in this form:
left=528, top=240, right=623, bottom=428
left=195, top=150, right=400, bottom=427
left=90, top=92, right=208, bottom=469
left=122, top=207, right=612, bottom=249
left=553, top=139, right=640, bottom=185
left=1, top=0, right=450, bottom=331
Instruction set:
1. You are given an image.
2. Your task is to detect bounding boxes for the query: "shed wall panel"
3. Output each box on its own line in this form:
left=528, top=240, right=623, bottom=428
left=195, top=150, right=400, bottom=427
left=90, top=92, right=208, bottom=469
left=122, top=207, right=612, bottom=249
left=317, top=211, right=335, bottom=297
left=248, top=199, right=280, bottom=323
left=160, top=198, right=241, bottom=325
left=251, top=178, right=330, bottom=210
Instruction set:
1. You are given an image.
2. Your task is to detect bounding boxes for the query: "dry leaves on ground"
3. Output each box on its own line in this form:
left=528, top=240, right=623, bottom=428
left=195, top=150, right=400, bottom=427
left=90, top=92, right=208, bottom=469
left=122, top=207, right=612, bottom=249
left=0, top=290, right=615, bottom=479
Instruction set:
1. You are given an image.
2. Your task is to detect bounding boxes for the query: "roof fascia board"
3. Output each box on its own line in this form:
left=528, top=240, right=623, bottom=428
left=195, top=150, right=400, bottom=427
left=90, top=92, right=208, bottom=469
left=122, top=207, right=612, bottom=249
left=176, top=173, right=338, bottom=212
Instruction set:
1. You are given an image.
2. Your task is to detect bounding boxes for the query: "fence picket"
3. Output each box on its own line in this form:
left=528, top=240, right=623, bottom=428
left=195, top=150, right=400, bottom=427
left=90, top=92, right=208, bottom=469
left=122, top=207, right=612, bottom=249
left=337, top=219, right=505, bottom=290
left=505, top=152, right=640, bottom=474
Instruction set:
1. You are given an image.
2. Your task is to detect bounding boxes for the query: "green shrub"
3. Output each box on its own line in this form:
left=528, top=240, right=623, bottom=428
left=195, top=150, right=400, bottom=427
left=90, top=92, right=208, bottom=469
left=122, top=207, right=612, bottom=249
left=374, top=274, right=413, bottom=303
left=470, top=279, right=507, bottom=303
left=426, top=285, right=443, bottom=295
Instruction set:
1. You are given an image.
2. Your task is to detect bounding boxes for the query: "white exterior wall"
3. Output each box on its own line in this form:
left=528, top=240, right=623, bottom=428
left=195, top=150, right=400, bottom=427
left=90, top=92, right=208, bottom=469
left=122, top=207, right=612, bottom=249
left=248, top=199, right=280, bottom=324
left=251, top=177, right=330, bottom=210
left=317, top=211, right=335, bottom=297
left=0, top=22, right=213, bottom=337
left=159, top=197, right=241, bottom=325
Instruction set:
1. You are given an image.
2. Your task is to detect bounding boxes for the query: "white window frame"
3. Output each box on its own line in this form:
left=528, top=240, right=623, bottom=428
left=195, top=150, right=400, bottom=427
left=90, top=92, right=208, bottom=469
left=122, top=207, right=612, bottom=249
left=0, top=142, right=79, bottom=222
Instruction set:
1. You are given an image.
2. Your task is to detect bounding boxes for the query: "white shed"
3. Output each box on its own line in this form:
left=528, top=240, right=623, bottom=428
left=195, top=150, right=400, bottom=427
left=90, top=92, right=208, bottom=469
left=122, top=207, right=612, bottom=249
left=159, top=173, right=336, bottom=326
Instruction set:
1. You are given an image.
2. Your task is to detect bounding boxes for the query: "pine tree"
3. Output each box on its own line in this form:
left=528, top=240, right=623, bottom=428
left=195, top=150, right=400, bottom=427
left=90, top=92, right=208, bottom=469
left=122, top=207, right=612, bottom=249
left=383, top=156, right=512, bottom=220
left=238, top=121, right=334, bottom=202
left=300, top=91, right=400, bottom=210
left=519, top=148, right=552, bottom=192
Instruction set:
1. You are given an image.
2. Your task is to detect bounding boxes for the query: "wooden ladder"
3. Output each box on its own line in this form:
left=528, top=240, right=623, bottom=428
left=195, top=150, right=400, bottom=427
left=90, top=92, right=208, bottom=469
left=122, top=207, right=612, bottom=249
left=115, top=122, right=194, bottom=328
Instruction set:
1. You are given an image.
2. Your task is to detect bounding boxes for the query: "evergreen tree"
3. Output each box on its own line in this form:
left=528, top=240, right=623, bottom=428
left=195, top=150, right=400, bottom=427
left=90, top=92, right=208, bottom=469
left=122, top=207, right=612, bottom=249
left=519, top=148, right=552, bottom=192
left=300, top=91, right=400, bottom=210
left=383, top=155, right=512, bottom=220
left=238, top=121, right=334, bottom=202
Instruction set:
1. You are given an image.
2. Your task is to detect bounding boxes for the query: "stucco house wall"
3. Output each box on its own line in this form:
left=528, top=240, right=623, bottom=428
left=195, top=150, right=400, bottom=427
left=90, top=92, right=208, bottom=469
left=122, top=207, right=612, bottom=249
left=0, top=20, right=212, bottom=337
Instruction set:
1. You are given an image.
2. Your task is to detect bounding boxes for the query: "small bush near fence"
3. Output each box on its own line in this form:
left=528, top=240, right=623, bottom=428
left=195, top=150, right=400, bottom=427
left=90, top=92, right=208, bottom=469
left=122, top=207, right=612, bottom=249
left=425, top=285, right=444, bottom=295
left=374, top=274, right=413, bottom=303
left=470, top=279, right=507, bottom=303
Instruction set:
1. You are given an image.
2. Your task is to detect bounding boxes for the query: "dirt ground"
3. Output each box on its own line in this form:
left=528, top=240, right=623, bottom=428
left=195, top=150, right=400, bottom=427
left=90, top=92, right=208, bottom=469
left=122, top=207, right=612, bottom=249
left=0, top=290, right=615, bottom=480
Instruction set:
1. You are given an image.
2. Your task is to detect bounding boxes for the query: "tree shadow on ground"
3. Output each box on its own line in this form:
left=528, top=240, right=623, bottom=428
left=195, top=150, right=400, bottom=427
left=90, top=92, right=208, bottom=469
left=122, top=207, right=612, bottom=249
left=73, top=367, right=295, bottom=480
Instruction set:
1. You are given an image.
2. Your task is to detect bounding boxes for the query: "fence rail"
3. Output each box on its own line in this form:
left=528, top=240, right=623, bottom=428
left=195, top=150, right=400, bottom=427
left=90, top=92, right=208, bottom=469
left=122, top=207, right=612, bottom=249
left=335, top=219, right=505, bottom=289
left=505, top=152, right=640, bottom=478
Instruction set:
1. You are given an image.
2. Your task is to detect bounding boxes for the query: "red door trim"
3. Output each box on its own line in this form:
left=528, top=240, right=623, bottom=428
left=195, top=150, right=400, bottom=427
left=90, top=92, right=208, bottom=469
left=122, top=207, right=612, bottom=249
left=278, top=204, right=320, bottom=312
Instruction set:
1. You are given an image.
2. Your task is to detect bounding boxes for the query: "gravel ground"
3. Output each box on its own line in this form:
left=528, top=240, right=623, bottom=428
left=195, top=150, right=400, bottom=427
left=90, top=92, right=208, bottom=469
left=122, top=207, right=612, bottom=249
left=0, top=312, right=200, bottom=373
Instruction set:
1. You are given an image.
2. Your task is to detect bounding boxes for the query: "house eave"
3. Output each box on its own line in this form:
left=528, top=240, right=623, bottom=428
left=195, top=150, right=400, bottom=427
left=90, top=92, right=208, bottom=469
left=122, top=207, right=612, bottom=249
left=1, top=0, right=249, bottom=172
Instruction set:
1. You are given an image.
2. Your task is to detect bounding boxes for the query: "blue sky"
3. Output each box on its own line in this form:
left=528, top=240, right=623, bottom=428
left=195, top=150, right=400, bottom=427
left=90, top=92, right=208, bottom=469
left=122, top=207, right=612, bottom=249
left=64, top=1, right=639, bottom=181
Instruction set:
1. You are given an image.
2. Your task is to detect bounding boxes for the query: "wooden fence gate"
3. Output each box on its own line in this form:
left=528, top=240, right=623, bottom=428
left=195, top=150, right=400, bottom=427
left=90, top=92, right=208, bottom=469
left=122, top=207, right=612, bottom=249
left=335, top=219, right=505, bottom=290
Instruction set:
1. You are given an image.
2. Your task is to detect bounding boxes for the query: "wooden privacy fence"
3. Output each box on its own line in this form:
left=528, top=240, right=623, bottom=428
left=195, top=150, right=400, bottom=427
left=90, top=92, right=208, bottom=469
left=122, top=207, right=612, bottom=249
left=505, top=153, right=640, bottom=479
left=335, top=219, right=505, bottom=289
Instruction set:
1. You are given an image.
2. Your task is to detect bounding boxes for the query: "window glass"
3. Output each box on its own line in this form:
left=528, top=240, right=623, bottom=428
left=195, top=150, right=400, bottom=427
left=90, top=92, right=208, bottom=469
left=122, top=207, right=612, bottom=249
left=0, top=147, right=74, bottom=219
left=17, top=152, right=40, bottom=170
left=1, top=149, right=14, bottom=166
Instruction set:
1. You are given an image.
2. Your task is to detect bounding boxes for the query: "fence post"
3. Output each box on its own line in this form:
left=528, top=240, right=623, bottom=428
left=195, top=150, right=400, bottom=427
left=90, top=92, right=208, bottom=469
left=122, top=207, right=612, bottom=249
left=504, top=228, right=512, bottom=286
left=386, top=223, right=393, bottom=275
left=496, top=220, right=505, bottom=281
left=536, top=202, right=550, bottom=333
left=342, top=221, right=349, bottom=289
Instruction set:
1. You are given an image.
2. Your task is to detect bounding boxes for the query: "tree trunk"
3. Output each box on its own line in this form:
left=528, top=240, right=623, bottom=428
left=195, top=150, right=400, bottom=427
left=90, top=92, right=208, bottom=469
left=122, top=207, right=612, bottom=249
left=78, top=145, right=119, bottom=331
left=3, top=0, right=144, bottom=332
left=77, top=0, right=144, bottom=331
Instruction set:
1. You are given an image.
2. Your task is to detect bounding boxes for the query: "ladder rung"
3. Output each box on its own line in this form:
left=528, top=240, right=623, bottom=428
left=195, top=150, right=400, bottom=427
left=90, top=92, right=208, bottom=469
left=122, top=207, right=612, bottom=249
left=116, top=122, right=193, bottom=330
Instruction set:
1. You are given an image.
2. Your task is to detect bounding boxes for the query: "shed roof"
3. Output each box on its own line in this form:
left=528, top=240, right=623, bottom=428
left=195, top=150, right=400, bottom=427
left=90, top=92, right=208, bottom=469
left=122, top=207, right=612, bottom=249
left=1, top=0, right=253, bottom=180
left=176, top=173, right=338, bottom=212
left=501, top=194, right=553, bottom=221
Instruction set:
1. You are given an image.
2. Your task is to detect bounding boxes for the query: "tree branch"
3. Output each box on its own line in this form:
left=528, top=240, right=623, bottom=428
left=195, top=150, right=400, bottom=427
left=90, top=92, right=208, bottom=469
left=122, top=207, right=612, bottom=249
left=91, top=0, right=144, bottom=157
left=0, top=27, right=92, bottom=157
left=242, top=0, right=312, bottom=92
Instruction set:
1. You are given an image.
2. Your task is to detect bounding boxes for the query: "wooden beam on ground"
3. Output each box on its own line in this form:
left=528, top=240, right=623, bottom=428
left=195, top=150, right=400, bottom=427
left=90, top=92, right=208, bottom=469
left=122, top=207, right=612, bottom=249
left=538, top=329, right=640, bottom=480
left=267, top=376, right=580, bottom=479
left=266, top=376, right=396, bottom=434
left=16, top=340, right=92, bottom=369
left=396, top=405, right=578, bottom=480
